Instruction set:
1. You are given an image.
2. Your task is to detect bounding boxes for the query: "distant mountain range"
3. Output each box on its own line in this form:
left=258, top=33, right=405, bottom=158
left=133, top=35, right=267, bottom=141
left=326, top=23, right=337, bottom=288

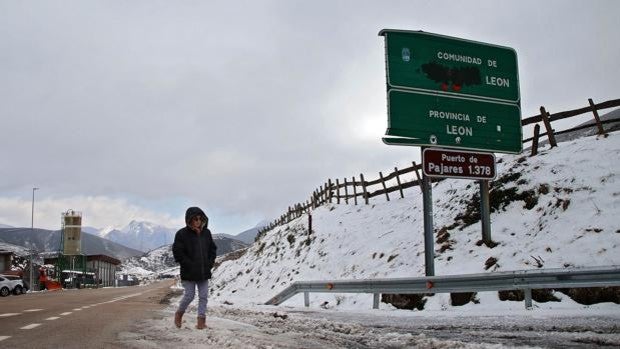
left=88, top=220, right=263, bottom=251
left=0, top=227, right=143, bottom=260
left=92, top=220, right=175, bottom=252
left=218, top=226, right=262, bottom=245
left=119, top=235, right=249, bottom=278
left=0, top=219, right=262, bottom=262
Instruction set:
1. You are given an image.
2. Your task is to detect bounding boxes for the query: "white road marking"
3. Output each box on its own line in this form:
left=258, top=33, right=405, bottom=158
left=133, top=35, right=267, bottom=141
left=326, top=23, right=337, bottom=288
left=73, top=308, right=82, bottom=311
left=0, top=336, right=10, bottom=341
left=0, top=313, right=20, bottom=318
left=60, top=312, right=72, bottom=316
left=20, top=324, right=41, bottom=330
left=23, top=309, right=43, bottom=312
left=45, top=317, right=60, bottom=321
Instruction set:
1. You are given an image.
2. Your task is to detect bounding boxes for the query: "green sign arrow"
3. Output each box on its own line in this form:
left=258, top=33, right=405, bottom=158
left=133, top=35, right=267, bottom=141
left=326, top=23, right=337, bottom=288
left=381, top=29, right=519, bottom=103
left=383, top=90, right=522, bottom=153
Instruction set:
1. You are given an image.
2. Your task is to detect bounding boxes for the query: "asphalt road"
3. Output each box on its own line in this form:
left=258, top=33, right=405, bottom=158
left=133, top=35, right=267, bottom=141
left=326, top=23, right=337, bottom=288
left=0, top=280, right=175, bottom=349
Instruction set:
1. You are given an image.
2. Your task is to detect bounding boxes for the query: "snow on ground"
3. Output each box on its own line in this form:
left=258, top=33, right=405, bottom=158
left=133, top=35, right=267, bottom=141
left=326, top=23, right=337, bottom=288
left=119, top=292, right=620, bottom=348
left=116, top=133, right=620, bottom=348
left=209, top=133, right=619, bottom=310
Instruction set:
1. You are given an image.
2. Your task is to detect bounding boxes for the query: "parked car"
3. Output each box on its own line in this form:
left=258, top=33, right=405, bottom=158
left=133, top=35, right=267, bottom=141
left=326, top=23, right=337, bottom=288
left=0, top=276, right=12, bottom=297
left=0, top=275, right=26, bottom=295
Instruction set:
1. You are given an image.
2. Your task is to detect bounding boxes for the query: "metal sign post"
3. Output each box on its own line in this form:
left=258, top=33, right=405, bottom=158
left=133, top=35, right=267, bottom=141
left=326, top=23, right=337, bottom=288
left=421, top=148, right=435, bottom=276
left=380, top=29, right=521, bottom=277
left=480, top=180, right=492, bottom=245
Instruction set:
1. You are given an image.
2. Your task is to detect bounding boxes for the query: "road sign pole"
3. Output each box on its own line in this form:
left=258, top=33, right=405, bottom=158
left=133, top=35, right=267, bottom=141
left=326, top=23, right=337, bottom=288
left=421, top=148, right=435, bottom=276
left=480, top=180, right=492, bottom=245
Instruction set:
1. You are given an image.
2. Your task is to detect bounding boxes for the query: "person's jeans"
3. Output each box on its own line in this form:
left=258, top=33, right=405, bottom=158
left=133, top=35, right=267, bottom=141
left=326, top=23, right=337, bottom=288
left=177, top=280, right=209, bottom=317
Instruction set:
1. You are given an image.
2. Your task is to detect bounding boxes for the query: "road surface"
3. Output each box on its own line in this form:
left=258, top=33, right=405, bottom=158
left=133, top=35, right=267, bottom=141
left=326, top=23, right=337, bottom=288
left=2, top=282, right=619, bottom=348
left=0, top=280, right=173, bottom=348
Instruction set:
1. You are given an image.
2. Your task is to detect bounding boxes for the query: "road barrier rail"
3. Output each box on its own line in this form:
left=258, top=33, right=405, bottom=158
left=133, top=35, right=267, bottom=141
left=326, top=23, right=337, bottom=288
left=265, top=266, right=620, bottom=309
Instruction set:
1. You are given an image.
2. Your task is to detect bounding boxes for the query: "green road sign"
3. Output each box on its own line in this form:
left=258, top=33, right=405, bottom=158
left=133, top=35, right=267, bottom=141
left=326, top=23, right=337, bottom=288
left=380, top=29, right=519, bottom=103
left=379, top=29, right=522, bottom=154
left=383, top=89, right=522, bottom=153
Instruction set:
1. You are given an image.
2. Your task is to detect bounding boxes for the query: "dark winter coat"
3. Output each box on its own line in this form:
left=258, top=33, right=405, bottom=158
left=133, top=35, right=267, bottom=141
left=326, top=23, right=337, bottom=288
left=172, top=207, right=218, bottom=281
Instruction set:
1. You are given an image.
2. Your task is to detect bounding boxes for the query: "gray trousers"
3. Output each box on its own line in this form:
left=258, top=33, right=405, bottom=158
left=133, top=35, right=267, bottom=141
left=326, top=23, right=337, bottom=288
left=177, top=279, right=209, bottom=317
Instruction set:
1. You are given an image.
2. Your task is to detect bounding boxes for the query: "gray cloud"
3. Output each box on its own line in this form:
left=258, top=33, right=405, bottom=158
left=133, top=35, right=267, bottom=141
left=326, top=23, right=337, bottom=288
left=1, top=0, right=618, bottom=234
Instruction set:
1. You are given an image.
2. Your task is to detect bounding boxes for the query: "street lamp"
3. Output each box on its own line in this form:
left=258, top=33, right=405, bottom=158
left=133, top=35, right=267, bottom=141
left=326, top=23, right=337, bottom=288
left=30, top=187, right=39, bottom=291
left=31, top=187, right=39, bottom=230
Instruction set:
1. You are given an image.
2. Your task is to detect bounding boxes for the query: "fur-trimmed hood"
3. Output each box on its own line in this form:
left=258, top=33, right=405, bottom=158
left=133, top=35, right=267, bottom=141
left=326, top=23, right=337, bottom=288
left=185, top=206, right=208, bottom=230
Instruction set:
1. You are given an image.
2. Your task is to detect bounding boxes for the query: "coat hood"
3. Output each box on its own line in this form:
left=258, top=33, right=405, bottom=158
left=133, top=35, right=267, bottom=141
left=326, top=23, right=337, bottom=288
left=185, top=206, right=209, bottom=229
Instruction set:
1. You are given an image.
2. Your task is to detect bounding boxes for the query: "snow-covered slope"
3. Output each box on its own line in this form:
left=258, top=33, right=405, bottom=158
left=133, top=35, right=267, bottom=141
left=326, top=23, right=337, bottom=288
left=121, top=245, right=178, bottom=278
left=211, top=133, right=619, bottom=309
left=119, top=235, right=248, bottom=279
left=0, top=241, right=29, bottom=256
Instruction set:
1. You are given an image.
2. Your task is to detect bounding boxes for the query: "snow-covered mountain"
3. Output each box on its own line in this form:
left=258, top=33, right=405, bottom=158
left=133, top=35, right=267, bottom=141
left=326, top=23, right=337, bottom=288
left=209, top=132, right=620, bottom=310
left=95, top=220, right=256, bottom=252
left=0, top=241, right=29, bottom=256
left=96, top=220, right=175, bottom=252
left=119, top=235, right=248, bottom=279
left=121, top=245, right=179, bottom=278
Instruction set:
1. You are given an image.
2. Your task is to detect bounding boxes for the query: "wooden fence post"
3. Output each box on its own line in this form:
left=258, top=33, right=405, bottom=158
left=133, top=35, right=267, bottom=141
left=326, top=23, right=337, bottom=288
left=360, top=173, right=369, bottom=205
left=328, top=179, right=333, bottom=203
left=412, top=161, right=422, bottom=187
left=352, top=176, right=358, bottom=205
left=379, top=171, right=390, bottom=201
left=588, top=98, right=607, bottom=136
left=394, top=167, right=404, bottom=198
left=336, top=179, right=341, bottom=204
left=531, top=124, right=540, bottom=157
left=323, top=182, right=329, bottom=203
left=540, top=106, right=557, bottom=147
left=344, top=178, right=349, bottom=204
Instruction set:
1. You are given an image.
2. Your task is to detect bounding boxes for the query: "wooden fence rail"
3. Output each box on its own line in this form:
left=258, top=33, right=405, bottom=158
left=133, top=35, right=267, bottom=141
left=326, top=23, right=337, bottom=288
left=258, top=98, right=619, bottom=235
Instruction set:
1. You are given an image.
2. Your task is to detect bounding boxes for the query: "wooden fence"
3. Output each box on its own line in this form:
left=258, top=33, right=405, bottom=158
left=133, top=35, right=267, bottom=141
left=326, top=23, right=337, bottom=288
left=258, top=98, right=620, bottom=235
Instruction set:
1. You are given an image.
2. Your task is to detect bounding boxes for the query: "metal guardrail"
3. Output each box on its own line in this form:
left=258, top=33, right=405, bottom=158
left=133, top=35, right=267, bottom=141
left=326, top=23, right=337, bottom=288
left=265, top=266, right=620, bottom=309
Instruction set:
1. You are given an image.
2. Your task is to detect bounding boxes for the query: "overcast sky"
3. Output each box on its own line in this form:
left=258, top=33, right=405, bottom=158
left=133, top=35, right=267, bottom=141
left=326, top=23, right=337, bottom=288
left=1, top=0, right=618, bottom=235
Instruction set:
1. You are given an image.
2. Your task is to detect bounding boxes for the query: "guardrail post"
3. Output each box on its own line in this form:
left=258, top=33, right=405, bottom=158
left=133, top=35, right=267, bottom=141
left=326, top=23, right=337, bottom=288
left=373, top=293, right=380, bottom=309
left=524, top=288, right=533, bottom=310
left=304, top=292, right=310, bottom=307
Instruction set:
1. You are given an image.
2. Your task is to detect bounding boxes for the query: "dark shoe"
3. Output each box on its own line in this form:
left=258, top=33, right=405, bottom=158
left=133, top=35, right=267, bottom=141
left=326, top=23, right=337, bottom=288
left=196, top=316, right=206, bottom=329
left=174, top=311, right=184, bottom=328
